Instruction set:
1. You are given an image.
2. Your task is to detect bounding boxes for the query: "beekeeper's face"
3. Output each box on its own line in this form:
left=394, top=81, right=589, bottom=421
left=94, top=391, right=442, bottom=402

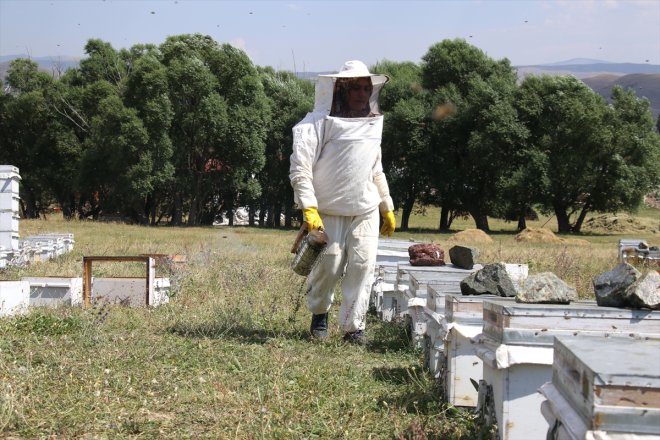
left=346, top=77, right=373, bottom=114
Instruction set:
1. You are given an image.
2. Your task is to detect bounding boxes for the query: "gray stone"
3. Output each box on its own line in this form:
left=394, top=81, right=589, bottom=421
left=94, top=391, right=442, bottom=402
left=593, top=263, right=641, bottom=307
left=460, top=263, right=518, bottom=297
left=515, top=272, right=578, bottom=304
left=449, top=245, right=479, bottom=270
left=625, top=270, right=660, bottom=310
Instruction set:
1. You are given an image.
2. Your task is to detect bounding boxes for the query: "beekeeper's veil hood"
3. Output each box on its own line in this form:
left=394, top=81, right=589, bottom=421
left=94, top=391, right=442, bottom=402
left=314, top=60, right=388, bottom=115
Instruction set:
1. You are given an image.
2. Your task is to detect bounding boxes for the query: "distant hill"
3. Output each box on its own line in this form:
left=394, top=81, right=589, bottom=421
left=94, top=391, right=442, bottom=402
left=0, top=54, right=80, bottom=81
left=515, top=59, right=660, bottom=120
left=516, top=62, right=660, bottom=79
left=581, top=73, right=660, bottom=120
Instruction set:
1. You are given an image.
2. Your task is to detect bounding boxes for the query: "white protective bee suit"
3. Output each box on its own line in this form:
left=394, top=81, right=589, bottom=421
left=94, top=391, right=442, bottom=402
left=289, top=60, right=394, bottom=333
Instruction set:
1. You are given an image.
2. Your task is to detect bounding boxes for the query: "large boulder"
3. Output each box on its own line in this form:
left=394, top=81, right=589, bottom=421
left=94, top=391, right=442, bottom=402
left=460, top=263, right=518, bottom=297
left=592, top=263, right=641, bottom=307
left=516, top=272, right=578, bottom=304
left=625, top=270, right=660, bottom=310
left=448, top=245, right=479, bottom=270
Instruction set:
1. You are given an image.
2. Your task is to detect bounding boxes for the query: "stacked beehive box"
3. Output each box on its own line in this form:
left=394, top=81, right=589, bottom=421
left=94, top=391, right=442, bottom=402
left=0, top=280, right=30, bottom=317
left=373, top=239, right=415, bottom=321
left=0, top=166, right=20, bottom=256
left=23, top=277, right=84, bottom=307
left=399, top=265, right=482, bottom=349
left=541, top=337, right=660, bottom=440
left=540, top=337, right=660, bottom=440
left=473, top=299, right=660, bottom=440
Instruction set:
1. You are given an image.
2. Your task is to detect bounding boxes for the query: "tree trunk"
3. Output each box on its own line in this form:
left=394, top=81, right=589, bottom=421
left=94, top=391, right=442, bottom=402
left=171, top=192, right=183, bottom=226
left=469, top=208, right=490, bottom=232
left=188, top=197, right=199, bottom=226
left=439, top=206, right=450, bottom=231
left=400, top=209, right=409, bottom=230
left=22, top=187, right=40, bottom=219
left=554, top=204, right=571, bottom=234
left=248, top=203, right=256, bottom=227
left=258, top=201, right=266, bottom=227
left=398, top=187, right=415, bottom=230
left=284, top=203, right=292, bottom=228
left=265, top=205, right=274, bottom=228
left=273, top=200, right=282, bottom=228
left=572, top=206, right=590, bottom=234
left=517, top=214, right=527, bottom=231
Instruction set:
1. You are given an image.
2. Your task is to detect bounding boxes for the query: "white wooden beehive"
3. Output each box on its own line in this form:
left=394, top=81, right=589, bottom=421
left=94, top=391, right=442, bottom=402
left=23, top=277, right=83, bottom=307
left=474, top=299, right=660, bottom=440
left=0, top=280, right=30, bottom=317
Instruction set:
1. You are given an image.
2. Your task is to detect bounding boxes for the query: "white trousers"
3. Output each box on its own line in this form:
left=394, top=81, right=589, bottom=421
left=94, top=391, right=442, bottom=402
left=306, top=209, right=379, bottom=332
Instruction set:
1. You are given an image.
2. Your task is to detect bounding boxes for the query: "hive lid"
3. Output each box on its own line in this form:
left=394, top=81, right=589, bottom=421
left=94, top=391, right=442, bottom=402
left=482, top=299, right=660, bottom=346
left=552, top=336, right=660, bottom=434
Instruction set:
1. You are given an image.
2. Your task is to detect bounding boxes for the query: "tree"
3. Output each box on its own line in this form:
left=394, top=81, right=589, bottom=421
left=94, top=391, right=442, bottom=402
left=124, top=52, right=175, bottom=224
left=588, top=86, right=660, bottom=227
left=513, top=75, right=658, bottom=233
left=78, top=95, right=149, bottom=219
left=374, top=60, right=432, bottom=230
left=421, top=39, right=527, bottom=231
left=160, top=34, right=269, bottom=225
left=0, top=59, right=62, bottom=217
left=256, top=67, right=313, bottom=228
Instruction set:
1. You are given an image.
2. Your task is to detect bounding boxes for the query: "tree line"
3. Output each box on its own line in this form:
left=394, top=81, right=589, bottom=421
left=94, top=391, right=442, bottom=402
left=1, top=35, right=658, bottom=233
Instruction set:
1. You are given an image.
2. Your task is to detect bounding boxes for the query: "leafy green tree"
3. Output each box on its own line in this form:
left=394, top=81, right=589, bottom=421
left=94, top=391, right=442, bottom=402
left=124, top=52, right=175, bottom=224
left=160, top=34, right=268, bottom=226
left=77, top=39, right=127, bottom=89
left=0, top=59, right=62, bottom=217
left=513, top=75, right=652, bottom=233
left=422, top=39, right=527, bottom=231
left=256, top=67, right=313, bottom=227
left=587, top=86, right=660, bottom=228
left=374, top=60, right=432, bottom=230
left=78, top=95, right=149, bottom=219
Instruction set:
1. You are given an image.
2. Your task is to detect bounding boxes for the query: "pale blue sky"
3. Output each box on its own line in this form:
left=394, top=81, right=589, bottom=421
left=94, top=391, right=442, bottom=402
left=1, top=0, right=659, bottom=72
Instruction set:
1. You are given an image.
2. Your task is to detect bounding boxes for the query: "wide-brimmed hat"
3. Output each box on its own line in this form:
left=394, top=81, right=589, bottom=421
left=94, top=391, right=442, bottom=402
left=319, top=60, right=388, bottom=85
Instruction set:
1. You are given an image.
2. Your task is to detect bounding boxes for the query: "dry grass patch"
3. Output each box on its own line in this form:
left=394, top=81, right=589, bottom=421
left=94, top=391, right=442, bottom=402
left=582, top=213, right=658, bottom=234
left=515, top=227, right=563, bottom=244
left=446, top=229, right=493, bottom=244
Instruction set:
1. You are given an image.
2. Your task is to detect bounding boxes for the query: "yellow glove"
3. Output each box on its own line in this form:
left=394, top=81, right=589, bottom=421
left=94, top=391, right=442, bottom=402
left=303, top=207, right=324, bottom=231
left=380, top=211, right=396, bottom=237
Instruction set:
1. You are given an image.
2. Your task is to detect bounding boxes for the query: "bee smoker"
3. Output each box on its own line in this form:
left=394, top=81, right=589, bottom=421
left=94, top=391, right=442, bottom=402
left=290, top=222, right=328, bottom=276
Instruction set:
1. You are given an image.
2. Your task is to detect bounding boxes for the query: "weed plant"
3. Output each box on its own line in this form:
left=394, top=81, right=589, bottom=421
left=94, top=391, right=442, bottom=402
left=0, top=212, right=657, bottom=438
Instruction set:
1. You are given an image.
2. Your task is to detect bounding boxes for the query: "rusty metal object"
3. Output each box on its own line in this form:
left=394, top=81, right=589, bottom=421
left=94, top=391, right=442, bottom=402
left=291, top=223, right=328, bottom=276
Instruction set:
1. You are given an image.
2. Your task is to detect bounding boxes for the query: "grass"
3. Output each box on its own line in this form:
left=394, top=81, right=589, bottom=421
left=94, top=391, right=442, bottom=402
left=0, top=210, right=657, bottom=438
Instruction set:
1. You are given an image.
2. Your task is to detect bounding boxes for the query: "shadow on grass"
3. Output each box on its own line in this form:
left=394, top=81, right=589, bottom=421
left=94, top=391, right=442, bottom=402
left=366, top=316, right=415, bottom=353
left=166, top=319, right=308, bottom=344
left=373, top=365, right=446, bottom=416
left=371, top=366, right=417, bottom=385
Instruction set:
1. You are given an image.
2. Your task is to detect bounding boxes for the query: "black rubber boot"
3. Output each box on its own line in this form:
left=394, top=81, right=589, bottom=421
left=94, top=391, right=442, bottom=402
left=310, top=313, right=328, bottom=339
left=343, top=329, right=366, bottom=345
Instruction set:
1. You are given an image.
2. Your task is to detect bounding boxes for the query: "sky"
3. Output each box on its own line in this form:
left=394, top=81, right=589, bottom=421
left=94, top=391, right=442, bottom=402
left=1, top=0, right=659, bottom=73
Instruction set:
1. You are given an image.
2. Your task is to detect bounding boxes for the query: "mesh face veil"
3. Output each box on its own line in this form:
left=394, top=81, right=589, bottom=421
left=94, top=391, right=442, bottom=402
left=331, top=77, right=375, bottom=117
left=314, top=60, right=388, bottom=116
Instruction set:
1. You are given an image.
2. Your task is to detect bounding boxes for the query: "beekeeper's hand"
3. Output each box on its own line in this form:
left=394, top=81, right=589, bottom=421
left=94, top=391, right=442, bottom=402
left=303, top=207, right=324, bottom=231
left=380, top=211, right=396, bottom=237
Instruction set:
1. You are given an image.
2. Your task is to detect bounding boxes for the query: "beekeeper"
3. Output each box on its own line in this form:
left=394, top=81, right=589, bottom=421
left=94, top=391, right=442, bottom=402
left=289, top=60, right=396, bottom=344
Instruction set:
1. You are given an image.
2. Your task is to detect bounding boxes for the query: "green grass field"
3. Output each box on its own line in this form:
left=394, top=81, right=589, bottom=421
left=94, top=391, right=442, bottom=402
left=0, top=209, right=657, bottom=439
